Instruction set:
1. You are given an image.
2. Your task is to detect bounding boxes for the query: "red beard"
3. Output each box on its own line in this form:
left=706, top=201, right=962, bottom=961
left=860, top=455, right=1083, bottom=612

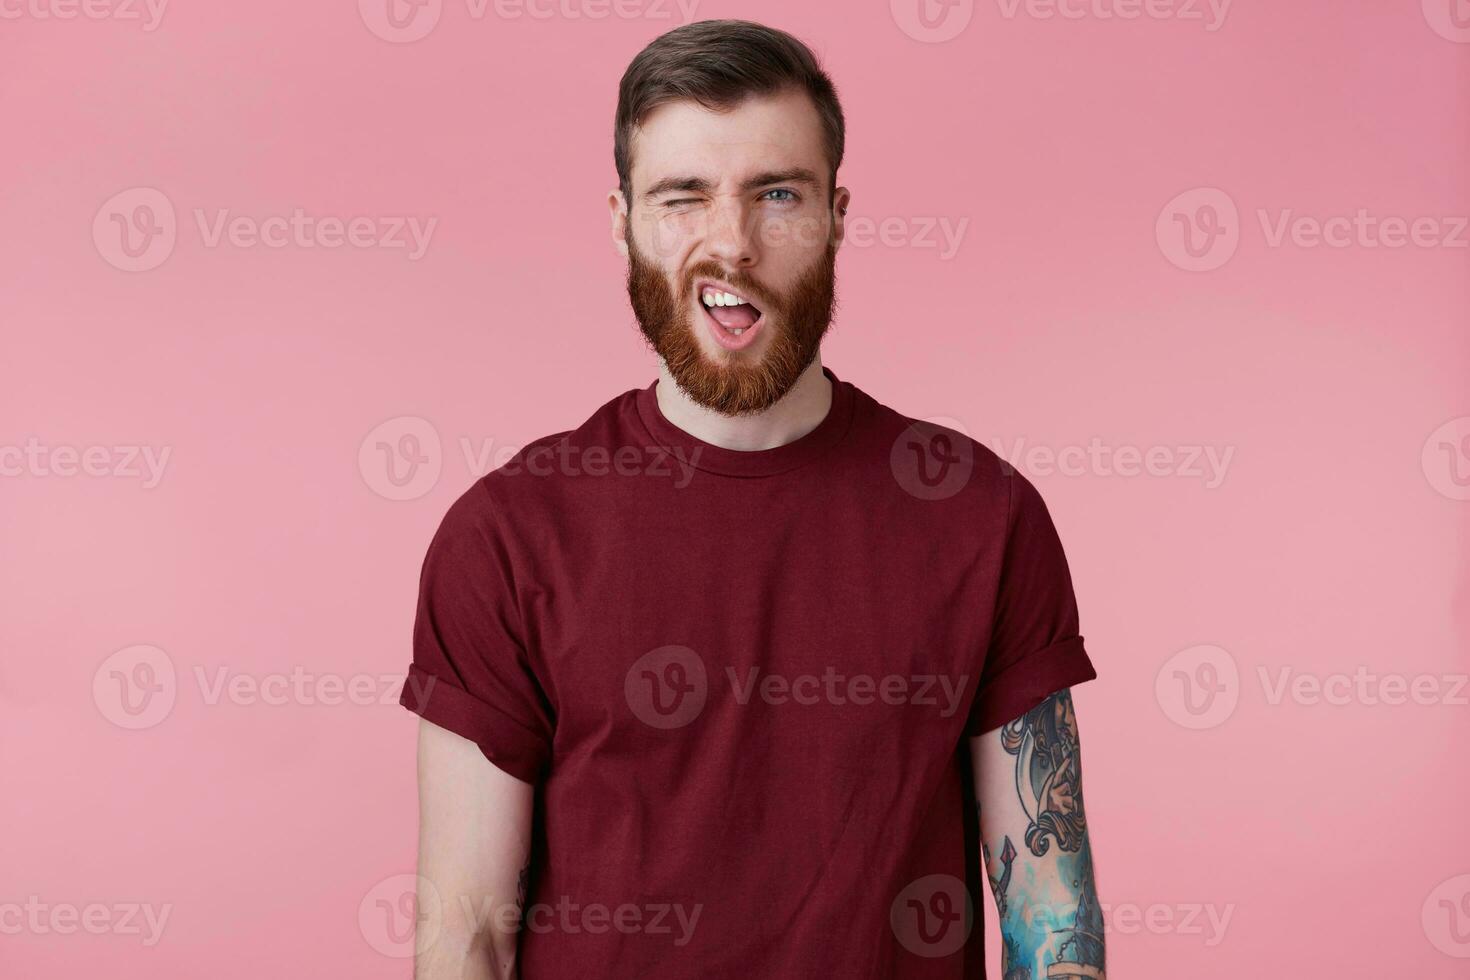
left=626, top=235, right=837, bottom=416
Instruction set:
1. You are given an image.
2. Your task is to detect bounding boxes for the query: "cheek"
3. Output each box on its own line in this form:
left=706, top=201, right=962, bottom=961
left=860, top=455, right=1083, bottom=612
left=756, top=207, right=830, bottom=255
left=637, top=210, right=705, bottom=265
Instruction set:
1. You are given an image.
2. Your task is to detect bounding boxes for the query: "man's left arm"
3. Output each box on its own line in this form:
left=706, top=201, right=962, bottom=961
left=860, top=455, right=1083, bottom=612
left=969, top=687, right=1105, bottom=980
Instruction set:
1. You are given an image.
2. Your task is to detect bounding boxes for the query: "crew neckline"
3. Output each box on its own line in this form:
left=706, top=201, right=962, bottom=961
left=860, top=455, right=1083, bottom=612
left=633, top=366, right=856, bottom=478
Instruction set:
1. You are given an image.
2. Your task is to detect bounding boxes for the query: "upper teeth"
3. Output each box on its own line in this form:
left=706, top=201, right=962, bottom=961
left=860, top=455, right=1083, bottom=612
left=702, top=289, right=746, bottom=307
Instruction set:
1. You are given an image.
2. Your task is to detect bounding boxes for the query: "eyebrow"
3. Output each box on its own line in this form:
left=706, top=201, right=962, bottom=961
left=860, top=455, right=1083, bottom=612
left=642, top=167, right=823, bottom=200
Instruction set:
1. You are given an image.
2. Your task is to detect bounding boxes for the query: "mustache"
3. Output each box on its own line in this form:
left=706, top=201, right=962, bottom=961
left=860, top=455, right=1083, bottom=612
left=680, top=261, right=780, bottom=312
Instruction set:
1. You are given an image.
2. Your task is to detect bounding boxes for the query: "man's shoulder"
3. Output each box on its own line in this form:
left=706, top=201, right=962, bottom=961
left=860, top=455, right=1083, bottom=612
left=439, top=386, right=645, bottom=522
left=851, top=379, right=1020, bottom=507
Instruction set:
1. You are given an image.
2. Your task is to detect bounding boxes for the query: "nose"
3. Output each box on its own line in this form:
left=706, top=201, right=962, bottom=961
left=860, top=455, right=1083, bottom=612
left=702, top=197, right=758, bottom=269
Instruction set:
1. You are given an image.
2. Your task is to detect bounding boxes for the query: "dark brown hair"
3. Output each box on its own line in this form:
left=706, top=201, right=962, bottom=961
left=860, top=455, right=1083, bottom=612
left=614, top=20, right=845, bottom=202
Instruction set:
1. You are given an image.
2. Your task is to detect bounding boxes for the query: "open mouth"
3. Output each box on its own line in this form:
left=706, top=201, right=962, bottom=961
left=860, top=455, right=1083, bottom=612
left=697, top=281, right=766, bottom=352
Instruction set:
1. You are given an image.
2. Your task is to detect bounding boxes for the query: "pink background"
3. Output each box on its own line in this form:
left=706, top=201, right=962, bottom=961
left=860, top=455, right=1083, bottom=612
left=3, top=0, right=1468, bottom=976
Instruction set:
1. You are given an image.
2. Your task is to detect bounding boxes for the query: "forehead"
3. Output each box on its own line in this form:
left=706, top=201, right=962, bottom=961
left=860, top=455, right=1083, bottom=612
left=629, top=88, right=828, bottom=193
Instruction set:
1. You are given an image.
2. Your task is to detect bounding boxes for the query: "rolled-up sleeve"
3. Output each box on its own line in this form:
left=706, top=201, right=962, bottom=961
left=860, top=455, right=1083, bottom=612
left=399, top=480, right=553, bottom=784
left=966, top=473, right=1096, bottom=736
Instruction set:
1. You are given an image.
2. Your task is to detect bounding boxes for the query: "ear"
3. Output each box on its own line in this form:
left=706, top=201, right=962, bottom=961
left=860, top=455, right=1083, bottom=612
left=608, top=189, right=629, bottom=259
left=831, top=186, right=851, bottom=250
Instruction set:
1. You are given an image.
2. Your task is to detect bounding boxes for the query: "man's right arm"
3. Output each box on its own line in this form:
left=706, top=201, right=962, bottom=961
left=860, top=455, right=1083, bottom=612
left=414, top=719, right=534, bottom=980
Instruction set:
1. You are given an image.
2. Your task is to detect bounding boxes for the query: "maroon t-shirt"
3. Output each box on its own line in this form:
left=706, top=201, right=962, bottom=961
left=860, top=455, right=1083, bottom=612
left=400, top=368, right=1096, bottom=978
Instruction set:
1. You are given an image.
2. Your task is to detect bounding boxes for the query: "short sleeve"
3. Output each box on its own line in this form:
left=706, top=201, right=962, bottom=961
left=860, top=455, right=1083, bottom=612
left=398, top=480, right=554, bottom=784
left=965, top=473, right=1097, bottom=736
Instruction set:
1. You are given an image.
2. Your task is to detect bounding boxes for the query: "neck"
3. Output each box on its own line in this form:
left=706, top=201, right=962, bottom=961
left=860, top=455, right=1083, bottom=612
left=653, top=356, right=832, bottom=451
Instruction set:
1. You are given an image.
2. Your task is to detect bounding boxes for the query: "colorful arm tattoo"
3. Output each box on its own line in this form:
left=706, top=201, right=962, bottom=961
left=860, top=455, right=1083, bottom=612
left=985, top=689, right=1105, bottom=980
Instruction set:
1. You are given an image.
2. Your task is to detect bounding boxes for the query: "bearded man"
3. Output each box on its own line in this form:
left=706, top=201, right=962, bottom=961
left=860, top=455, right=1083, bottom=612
left=401, top=19, right=1105, bottom=980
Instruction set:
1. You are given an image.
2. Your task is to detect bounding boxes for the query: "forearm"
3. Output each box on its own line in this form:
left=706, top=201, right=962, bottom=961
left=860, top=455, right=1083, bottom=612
left=414, top=720, right=534, bottom=980
left=412, top=870, right=526, bottom=980
left=972, top=689, right=1106, bottom=980
left=982, top=828, right=1103, bottom=979
left=414, top=916, right=520, bottom=980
